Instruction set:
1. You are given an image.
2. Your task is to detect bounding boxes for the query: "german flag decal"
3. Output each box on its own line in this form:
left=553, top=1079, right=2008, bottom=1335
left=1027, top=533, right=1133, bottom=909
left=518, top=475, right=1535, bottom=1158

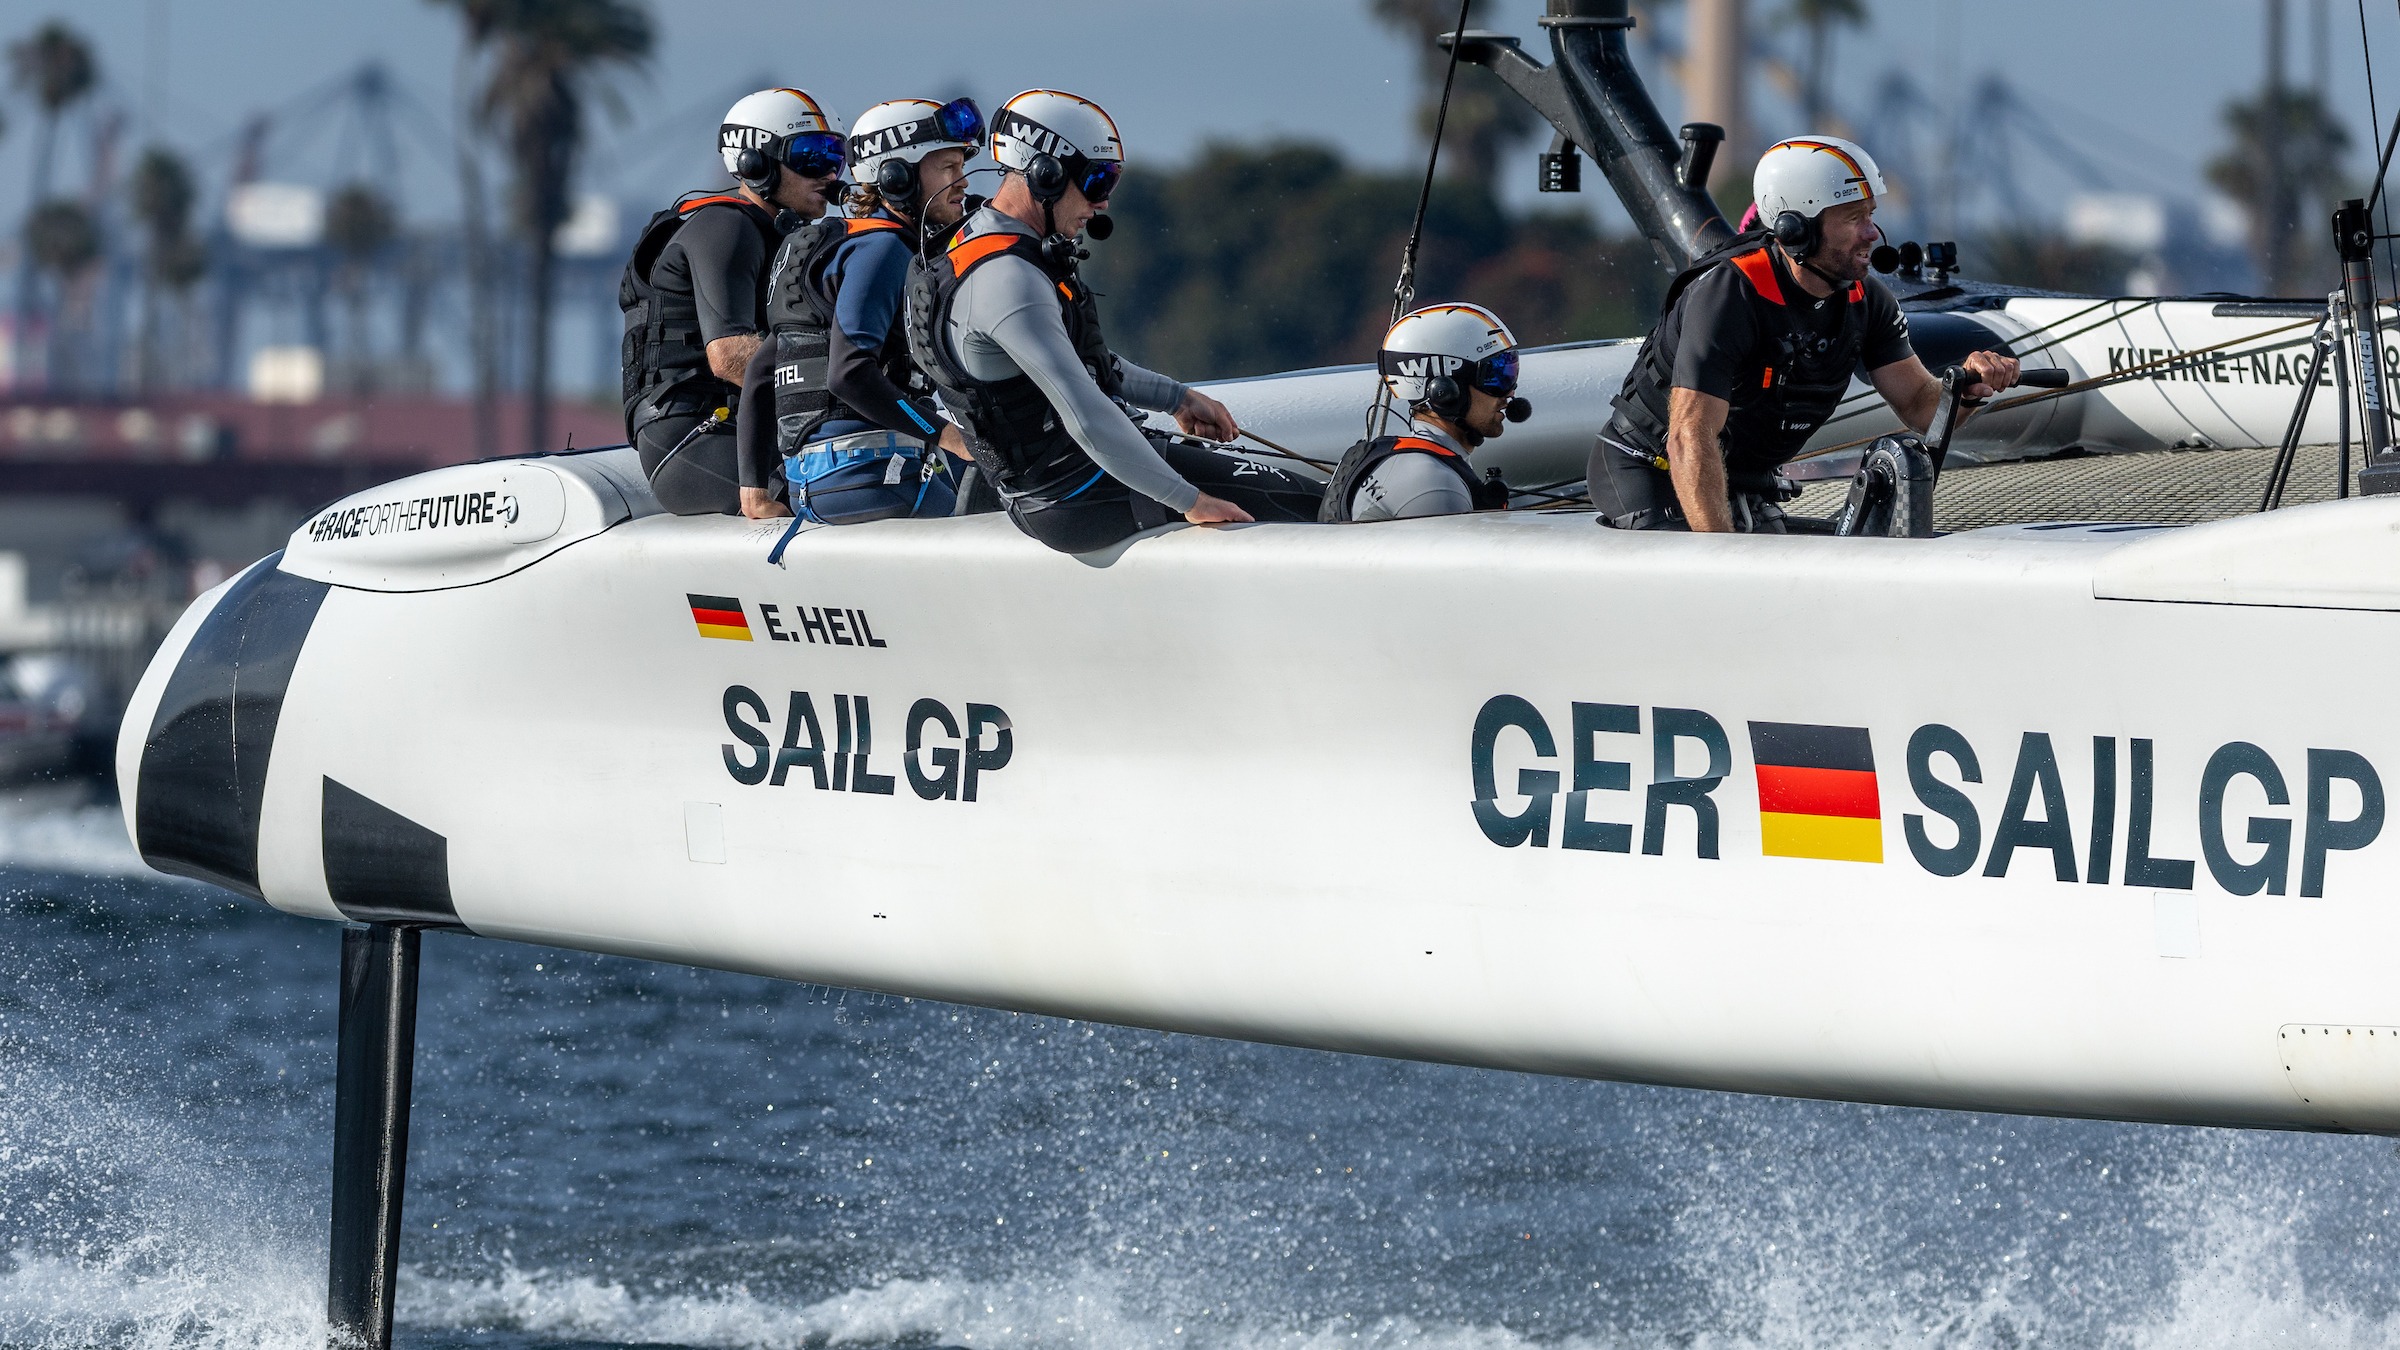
left=687, top=594, right=752, bottom=641
left=1750, top=722, right=1882, bottom=863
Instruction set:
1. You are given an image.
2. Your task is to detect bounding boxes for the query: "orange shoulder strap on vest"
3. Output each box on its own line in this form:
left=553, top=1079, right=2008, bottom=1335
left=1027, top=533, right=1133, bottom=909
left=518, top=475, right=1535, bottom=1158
left=947, top=231, right=1020, bottom=274
left=845, top=217, right=906, bottom=236
left=1730, top=248, right=1786, bottom=306
left=1847, top=280, right=1866, bottom=303
left=678, top=194, right=752, bottom=217
left=1392, top=435, right=1460, bottom=458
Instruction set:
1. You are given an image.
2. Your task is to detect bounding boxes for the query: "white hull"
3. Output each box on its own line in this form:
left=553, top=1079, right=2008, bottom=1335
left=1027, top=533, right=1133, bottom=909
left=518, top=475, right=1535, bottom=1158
left=118, top=445, right=2400, bottom=1135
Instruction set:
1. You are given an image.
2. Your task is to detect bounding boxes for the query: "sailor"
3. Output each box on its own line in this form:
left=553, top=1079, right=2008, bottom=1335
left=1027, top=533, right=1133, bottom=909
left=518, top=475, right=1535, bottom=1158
left=1320, top=303, right=1527, bottom=522
left=733, top=97, right=986, bottom=522
left=619, top=88, right=843, bottom=516
left=903, top=89, right=1322, bottom=554
left=1588, top=136, right=2019, bottom=532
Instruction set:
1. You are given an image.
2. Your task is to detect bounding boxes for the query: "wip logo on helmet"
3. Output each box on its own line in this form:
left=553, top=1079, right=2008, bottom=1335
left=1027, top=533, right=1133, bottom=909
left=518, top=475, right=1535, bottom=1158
left=996, top=111, right=1063, bottom=156
left=721, top=125, right=777, bottom=153
left=1388, top=354, right=1466, bottom=379
left=688, top=594, right=752, bottom=641
left=1750, top=722, right=1882, bottom=863
left=852, top=123, right=924, bottom=158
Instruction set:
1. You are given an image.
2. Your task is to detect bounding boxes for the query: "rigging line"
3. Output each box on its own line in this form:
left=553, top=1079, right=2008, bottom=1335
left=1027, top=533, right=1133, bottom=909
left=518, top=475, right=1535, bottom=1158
left=1371, top=0, right=1475, bottom=444
left=1787, top=316, right=2326, bottom=462
left=1230, top=426, right=1336, bottom=472
left=1810, top=298, right=2177, bottom=430
left=1817, top=296, right=2163, bottom=421
left=2366, top=0, right=2400, bottom=315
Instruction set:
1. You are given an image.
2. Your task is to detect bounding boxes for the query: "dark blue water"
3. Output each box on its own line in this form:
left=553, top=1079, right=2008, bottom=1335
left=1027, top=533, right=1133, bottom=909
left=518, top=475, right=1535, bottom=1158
left=6, top=787, right=2400, bottom=1349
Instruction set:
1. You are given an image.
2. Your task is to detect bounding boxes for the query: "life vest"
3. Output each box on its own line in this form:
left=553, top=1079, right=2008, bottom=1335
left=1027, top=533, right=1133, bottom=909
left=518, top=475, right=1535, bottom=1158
left=903, top=221, right=1124, bottom=505
left=1608, top=228, right=1869, bottom=476
left=617, top=191, right=780, bottom=433
left=1318, top=433, right=1510, bottom=522
left=766, top=214, right=921, bottom=455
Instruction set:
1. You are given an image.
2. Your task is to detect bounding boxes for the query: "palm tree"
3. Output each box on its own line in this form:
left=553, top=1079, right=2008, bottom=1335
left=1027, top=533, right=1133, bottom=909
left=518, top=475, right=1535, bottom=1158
left=7, top=20, right=97, bottom=386
left=1370, top=0, right=1539, bottom=195
left=1783, top=0, right=1865, bottom=131
left=2207, top=86, right=2350, bottom=293
left=8, top=22, right=94, bottom=211
left=129, top=146, right=199, bottom=392
left=325, top=183, right=398, bottom=394
left=434, top=0, right=651, bottom=456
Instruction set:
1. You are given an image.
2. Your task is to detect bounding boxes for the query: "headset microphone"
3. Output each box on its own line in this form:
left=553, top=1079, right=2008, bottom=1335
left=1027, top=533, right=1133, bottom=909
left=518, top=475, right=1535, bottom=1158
left=1504, top=397, right=1532, bottom=423
left=1084, top=213, right=1114, bottom=241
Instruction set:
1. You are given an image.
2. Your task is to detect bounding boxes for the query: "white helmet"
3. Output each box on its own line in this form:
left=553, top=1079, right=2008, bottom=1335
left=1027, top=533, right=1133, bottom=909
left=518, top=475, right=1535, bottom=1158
left=848, top=98, right=985, bottom=179
left=1753, top=136, right=1887, bottom=242
left=1379, top=303, right=1520, bottom=409
left=990, top=89, right=1124, bottom=202
left=719, top=88, right=841, bottom=184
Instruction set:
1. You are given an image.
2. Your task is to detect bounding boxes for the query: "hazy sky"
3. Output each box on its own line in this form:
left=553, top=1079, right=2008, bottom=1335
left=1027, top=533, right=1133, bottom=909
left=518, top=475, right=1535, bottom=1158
left=4, top=0, right=2400, bottom=241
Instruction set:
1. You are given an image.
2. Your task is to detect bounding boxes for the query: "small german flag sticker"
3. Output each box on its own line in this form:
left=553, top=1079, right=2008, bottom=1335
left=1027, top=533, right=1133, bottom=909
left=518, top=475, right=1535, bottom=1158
left=1750, top=722, right=1882, bottom=863
left=687, top=594, right=752, bottom=641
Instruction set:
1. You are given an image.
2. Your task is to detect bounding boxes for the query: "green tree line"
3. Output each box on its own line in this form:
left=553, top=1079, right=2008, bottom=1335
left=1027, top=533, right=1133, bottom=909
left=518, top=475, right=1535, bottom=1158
left=1085, top=140, right=1669, bottom=381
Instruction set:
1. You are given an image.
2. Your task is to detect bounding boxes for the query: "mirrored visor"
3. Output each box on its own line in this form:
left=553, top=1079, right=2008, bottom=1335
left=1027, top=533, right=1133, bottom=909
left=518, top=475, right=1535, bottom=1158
left=784, top=131, right=846, bottom=179
left=936, top=98, right=985, bottom=149
left=1474, top=349, right=1520, bottom=395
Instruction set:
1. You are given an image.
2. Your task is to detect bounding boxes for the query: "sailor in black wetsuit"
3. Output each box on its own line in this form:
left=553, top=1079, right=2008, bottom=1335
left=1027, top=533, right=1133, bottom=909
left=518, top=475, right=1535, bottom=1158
left=1589, top=135, right=2020, bottom=532
left=618, top=88, right=843, bottom=516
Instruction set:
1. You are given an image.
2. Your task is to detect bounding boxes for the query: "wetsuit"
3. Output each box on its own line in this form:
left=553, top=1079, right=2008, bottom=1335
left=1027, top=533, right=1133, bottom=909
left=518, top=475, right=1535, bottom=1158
left=1589, top=238, right=1912, bottom=531
left=914, top=207, right=1320, bottom=553
left=631, top=196, right=781, bottom=515
left=735, top=208, right=962, bottom=520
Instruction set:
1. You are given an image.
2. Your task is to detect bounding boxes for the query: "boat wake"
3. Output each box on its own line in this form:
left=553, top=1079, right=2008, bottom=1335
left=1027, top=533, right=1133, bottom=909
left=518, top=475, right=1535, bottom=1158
left=0, top=788, right=147, bottom=877
left=7, top=1066, right=2397, bottom=1350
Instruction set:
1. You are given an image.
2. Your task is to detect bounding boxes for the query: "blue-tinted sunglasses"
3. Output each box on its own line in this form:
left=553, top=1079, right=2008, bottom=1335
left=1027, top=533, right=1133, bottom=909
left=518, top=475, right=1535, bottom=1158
left=784, top=131, right=846, bottom=179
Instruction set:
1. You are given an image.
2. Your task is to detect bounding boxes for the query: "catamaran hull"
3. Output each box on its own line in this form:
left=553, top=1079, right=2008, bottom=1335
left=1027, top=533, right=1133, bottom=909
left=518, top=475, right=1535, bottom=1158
left=118, top=447, right=2400, bottom=1135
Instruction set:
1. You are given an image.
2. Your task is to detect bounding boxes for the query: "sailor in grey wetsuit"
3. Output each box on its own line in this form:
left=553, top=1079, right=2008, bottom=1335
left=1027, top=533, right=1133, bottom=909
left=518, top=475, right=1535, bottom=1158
left=903, top=89, right=1319, bottom=553
left=1320, top=303, right=1527, bottom=523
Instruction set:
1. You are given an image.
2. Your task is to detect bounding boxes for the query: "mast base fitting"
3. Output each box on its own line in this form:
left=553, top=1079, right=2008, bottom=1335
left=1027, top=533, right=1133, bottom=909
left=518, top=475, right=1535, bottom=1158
left=2357, top=460, right=2400, bottom=495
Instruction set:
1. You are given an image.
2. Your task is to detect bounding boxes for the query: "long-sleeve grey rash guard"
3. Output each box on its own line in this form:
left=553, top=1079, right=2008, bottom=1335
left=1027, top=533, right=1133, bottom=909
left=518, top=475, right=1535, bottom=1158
left=1351, top=416, right=1478, bottom=521
left=944, top=209, right=1198, bottom=512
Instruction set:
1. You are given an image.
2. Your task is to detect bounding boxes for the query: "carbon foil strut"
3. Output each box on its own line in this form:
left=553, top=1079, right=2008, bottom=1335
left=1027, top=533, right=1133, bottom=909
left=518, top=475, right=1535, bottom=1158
left=328, top=923, right=422, bottom=1350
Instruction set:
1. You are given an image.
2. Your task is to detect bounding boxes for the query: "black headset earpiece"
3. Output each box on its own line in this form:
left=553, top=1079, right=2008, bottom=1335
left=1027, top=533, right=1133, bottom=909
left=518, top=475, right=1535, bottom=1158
left=1025, top=151, right=1067, bottom=205
left=1772, top=209, right=1815, bottom=259
left=874, top=157, right=918, bottom=215
left=736, top=146, right=777, bottom=191
left=1422, top=374, right=1467, bottom=421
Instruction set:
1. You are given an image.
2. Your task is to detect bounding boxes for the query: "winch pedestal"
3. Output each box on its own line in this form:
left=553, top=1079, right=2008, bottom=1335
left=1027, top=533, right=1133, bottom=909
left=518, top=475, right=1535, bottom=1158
left=328, top=923, right=422, bottom=1350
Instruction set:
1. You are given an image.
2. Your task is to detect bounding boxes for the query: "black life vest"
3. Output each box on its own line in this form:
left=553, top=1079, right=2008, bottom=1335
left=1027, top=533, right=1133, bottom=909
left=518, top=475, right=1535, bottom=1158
left=1319, top=433, right=1510, bottom=522
left=1609, top=229, right=1869, bottom=475
left=766, top=214, right=920, bottom=454
left=618, top=192, right=780, bottom=431
left=903, top=222, right=1123, bottom=504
